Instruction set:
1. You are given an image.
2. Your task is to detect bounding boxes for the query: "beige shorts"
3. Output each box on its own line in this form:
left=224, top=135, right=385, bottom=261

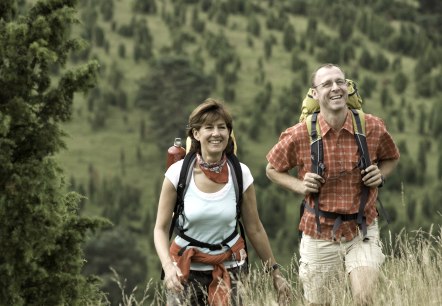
left=299, top=219, right=385, bottom=304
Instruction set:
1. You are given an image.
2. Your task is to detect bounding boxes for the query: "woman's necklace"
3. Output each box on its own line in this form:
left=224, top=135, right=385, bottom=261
left=196, top=153, right=228, bottom=184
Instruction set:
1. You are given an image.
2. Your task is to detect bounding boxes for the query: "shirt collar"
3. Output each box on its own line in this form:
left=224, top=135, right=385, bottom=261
left=318, top=109, right=354, bottom=136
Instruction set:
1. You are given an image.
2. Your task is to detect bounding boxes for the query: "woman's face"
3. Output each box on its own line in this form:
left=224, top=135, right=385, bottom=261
left=193, top=117, right=229, bottom=161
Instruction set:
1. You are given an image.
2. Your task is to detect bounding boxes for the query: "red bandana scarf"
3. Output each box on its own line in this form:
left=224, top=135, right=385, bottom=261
left=196, top=153, right=228, bottom=184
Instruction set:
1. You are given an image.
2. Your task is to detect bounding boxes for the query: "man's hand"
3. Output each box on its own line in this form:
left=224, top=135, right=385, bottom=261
left=302, top=172, right=325, bottom=195
left=361, top=164, right=383, bottom=187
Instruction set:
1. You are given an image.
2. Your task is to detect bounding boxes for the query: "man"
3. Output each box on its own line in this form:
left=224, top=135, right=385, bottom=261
left=266, top=64, right=400, bottom=305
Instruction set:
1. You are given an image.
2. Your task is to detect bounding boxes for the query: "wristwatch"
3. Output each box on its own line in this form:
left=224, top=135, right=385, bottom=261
left=379, top=175, right=385, bottom=188
left=266, top=263, right=280, bottom=273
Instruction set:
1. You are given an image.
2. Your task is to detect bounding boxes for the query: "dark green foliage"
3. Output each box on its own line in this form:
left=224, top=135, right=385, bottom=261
left=117, top=20, right=135, bottom=37
left=133, top=18, right=153, bottom=62
left=0, top=0, right=17, bottom=21
left=372, top=52, right=389, bottom=72
left=291, top=53, right=307, bottom=73
left=380, top=87, right=392, bottom=108
left=421, top=194, right=432, bottom=219
left=191, top=7, right=205, bottom=33
left=317, top=38, right=341, bottom=64
left=357, top=10, right=394, bottom=43
left=99, top=177, right=143, bottom=225
left=274, top=81, right=303, bottom=134
left=342, top=43, right=356, bottom=62
left=266, top=9, right=288, bottom=31
left=438, top=152, right=442, bottom=180
left=100, top=0, right=114, bottom=22
left=247, top=14, right=261, bottom=37
left=83, top=226, right=148, bottom=305
left=406, top=197, right=415, bottom=222
left=397, top=111, right=405, bottom=133
left=94, top=26, right=106, bottom=47
left=360, top=75, right=377, bottom=99
left=418, top=108, right=427, bottom=135
left=359, top=49, right=373, bottom=70
left=305, top=17, right=317, bottom=36
left=223, top=84, right=236, bottom=102
left=264, top=36, right=273, bottom=59
left=135, top=56, right=215, bottom=151
left=133, top=0, right=156, bottom=14
left=0, top=0, right=107, bottom=305
left=282, top=23, right=296, bottom=51
left=205, top=30, right=231, bottom=57
left=415, top=74, right=435, bottom=98
left=393, top=71, right=408, bottom=94
left=248, top=82, right=272, bottom=140
left=417, top=141, right=428, bottom=179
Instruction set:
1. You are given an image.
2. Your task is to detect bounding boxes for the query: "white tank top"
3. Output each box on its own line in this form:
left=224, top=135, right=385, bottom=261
left=165, top=159, right=253, bottom=270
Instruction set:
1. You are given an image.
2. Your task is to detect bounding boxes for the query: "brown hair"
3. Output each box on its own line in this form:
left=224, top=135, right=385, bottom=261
left=310, top=63, right=346, bottom=88
left=187, top=98, right=234, bottom=155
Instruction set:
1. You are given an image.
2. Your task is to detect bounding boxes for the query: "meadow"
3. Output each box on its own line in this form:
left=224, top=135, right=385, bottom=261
left=98, top=227, right=442, bottom=306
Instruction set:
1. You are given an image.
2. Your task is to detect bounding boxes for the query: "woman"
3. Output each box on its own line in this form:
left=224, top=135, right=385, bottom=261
left=154, top=98, right=291, bottom=305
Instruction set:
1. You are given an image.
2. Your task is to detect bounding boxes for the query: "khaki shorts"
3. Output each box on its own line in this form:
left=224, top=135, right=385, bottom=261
left=299, top=219, right=385, bottom=304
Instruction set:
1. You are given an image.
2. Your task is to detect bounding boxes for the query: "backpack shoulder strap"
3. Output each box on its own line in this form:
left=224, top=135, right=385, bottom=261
left=306, top=111, right=325, bottom=176
left=226, top=153, right=243, bottom=210
left=350, top=109, right=371, bottom=236
left=307, top=111, right=323, bottom=233
left=226, top=152, right=248, bottom=266
left=350, top=109, right=371, bottom=169
left=169, top=152, right=196, bottom=240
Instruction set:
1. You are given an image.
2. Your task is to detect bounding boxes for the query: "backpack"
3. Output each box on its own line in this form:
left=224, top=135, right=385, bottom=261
left=298, top=79, right=388, bottom=240
left=161, top=149, right=248, bottom=278
left=299, top=79, right=363, bottom=122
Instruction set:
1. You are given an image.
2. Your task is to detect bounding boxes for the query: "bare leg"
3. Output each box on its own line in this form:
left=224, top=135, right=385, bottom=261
left=349, top=266, right=379, bottom=305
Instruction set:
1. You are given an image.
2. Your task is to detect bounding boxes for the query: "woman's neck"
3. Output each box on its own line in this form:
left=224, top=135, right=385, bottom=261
left=201, top=152, right=223, bottom=164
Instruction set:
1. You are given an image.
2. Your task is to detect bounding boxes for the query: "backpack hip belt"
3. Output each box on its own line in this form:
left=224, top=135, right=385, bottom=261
left=302, top=200, right=367, bottom=241
left=175, top=228, right=239, bottom=256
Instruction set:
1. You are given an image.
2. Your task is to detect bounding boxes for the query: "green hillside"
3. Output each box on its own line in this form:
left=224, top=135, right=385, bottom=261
left=48, top=0, right=442, bottom=303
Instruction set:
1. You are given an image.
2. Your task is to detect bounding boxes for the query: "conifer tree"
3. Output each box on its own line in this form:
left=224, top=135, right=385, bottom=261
left=0, top=1, right=107, bottom=305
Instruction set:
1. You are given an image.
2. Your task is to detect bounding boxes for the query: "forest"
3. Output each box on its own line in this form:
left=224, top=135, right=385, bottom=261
left=1, top=0, right=441, bottom=304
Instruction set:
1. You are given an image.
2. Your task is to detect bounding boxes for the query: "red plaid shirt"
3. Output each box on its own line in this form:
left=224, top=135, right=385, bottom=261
left=267, top=110, right=400, bottom=241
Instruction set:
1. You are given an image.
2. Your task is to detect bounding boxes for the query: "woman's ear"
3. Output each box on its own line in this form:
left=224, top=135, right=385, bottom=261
left=192, top=128, right=200, bottom=141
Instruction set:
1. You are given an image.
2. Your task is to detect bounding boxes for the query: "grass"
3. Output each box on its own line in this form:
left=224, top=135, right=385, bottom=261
left=100, top=227, right=442, bottom=306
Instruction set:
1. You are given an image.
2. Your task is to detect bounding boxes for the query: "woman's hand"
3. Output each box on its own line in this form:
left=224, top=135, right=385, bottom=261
left=163, top=262, right=184, bottom=292
left=272, top=273, right=292, bottom=306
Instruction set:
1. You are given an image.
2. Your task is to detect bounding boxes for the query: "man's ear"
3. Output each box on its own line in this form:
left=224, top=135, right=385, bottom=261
left=311, top=88, right=318, bottom=100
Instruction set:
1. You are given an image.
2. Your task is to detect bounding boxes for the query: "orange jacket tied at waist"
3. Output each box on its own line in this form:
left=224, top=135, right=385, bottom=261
left=169, top=237, right=246, bottom=306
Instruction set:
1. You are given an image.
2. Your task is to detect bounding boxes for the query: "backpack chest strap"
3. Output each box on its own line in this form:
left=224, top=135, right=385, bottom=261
left=175, top=229, right=239, bottom=256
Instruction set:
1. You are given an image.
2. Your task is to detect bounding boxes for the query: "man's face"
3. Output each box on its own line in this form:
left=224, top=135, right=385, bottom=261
left=312, top=66, right=348, bottom=113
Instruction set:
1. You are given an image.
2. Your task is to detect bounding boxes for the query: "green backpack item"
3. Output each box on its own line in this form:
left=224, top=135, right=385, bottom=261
left=299, top=79, right=363, bottom=122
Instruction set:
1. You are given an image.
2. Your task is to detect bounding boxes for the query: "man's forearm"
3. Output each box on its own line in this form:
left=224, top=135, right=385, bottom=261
left=266, top=163, right=305, bottom=194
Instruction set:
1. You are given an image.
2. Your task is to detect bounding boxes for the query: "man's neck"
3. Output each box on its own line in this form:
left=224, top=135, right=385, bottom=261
left=320, top=108, right=348, bottom=131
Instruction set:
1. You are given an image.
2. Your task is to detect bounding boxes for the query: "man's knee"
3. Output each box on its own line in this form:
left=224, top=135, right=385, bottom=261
left=349, top=266, right=379, bottom=305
